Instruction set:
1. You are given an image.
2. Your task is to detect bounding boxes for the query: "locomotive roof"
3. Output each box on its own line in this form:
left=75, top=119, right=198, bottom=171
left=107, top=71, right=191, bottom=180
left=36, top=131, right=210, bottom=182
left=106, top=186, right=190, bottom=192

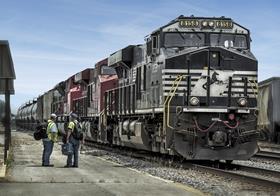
left=151, top=15, right=249, bottom=34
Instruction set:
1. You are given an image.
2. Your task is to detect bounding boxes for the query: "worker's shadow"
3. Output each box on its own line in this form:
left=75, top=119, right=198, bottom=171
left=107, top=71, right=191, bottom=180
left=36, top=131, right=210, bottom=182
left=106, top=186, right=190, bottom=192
left=27, top=165, right=49, bottom=167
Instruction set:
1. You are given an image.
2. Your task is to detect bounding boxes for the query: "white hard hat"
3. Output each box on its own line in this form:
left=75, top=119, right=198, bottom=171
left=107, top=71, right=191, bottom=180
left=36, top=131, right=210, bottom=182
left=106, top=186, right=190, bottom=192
left=70, top=112, right=78, bottom=119
left=51, top=113, right=57, bottom=118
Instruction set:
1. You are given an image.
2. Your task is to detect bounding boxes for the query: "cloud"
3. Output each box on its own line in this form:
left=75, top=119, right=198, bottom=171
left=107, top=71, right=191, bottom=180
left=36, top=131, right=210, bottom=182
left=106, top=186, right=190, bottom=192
left=14, top=50, right=91, bottom=63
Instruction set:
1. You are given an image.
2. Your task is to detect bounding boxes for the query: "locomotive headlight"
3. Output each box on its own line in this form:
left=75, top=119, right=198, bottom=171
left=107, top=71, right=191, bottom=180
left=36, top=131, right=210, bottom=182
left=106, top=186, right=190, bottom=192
left=208, top=21, right=214, bottom=27
left=202, top=21, right=208, bottom=27
left=190, top=97, right=200, bottom=106
left=237, top=98, right=247, bottom=107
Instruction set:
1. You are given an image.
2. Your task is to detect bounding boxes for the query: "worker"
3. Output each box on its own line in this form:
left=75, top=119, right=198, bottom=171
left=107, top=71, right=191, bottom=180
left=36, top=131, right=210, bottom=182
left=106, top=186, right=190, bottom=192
left=42, top=113, right=58, bottom=167
left=65, top=112, right=83, bottom=168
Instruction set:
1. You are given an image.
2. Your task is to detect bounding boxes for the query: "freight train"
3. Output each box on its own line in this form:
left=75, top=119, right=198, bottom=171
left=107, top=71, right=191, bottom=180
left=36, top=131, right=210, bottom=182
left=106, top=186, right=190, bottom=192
left=16, top=15, right=259, bottom=161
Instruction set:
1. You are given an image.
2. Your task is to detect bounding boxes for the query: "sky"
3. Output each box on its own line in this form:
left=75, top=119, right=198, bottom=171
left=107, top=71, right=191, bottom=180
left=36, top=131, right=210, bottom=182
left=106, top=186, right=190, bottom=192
left=0, top=0, right=279, bottom=113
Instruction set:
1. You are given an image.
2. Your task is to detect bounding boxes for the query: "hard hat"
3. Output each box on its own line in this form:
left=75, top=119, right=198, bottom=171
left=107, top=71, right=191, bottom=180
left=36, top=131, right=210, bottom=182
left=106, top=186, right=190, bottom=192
left=70, top=112, right=78, bottom=119
left=51, top=113, right=57, bottom=118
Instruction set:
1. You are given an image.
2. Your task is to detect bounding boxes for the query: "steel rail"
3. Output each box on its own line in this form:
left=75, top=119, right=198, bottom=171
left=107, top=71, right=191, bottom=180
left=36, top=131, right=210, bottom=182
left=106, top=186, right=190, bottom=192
left=229, top=163, right=280, bottom=179
left=255, top=151, right=280, bottom=161
left=188, top=164, right=280, bottom=190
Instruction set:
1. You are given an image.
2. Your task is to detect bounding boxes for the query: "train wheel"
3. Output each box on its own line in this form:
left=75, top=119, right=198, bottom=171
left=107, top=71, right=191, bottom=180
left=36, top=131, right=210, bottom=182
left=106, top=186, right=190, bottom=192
left=212, top=160, right=220, bottom=168
left=226, top=160, right=233, bottom=164
left=274, top=124, right=280, bottom=144
left=276, top=132, right=280, bottom=144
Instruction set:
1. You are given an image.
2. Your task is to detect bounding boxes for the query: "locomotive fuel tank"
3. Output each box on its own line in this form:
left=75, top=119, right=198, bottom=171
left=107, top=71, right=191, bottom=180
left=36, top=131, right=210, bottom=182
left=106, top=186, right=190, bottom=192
left=119, top=120, right=151, bottom=151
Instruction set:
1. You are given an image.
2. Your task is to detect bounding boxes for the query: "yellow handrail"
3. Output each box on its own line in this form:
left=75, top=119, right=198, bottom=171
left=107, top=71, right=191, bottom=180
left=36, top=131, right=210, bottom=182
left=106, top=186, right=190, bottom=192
left=163, top=76, right=182, bottom=133
left=163, top=75, right=187, bottom=131
left=163, top=76, right=182, bottom=105
left=167, top=75, right=184, bottom=129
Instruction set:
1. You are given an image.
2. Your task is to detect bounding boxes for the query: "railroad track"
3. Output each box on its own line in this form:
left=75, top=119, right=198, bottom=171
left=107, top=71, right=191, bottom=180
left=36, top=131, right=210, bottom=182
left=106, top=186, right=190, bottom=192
left=84, top=140, right=280, bottom=190
left=230, top=163, right=280, bottom=179
left=255, top=151, right=280, bottom=161
left=258, top=142, right=280, bottom=150
left=189, top=163, right=280, bottom=190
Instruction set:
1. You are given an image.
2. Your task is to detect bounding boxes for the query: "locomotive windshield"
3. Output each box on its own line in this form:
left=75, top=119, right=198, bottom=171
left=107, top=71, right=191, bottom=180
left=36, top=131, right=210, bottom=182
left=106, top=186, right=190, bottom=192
left=164, top=32, right=205, bottom=47
left=164, top=32, right=248, bottom=49
left=210, top=34, right=247, bottom=49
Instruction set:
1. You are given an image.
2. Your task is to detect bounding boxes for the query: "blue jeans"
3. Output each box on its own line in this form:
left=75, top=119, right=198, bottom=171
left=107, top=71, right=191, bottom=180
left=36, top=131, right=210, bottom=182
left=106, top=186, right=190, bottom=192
left=42, top=139, right=54, bottom=165
left=67, top=136, right=80, bottom=167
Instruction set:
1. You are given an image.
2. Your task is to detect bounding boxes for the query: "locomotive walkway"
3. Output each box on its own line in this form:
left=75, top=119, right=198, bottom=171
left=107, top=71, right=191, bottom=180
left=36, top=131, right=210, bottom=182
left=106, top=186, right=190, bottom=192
left=0, top=131, right=203, bottom=196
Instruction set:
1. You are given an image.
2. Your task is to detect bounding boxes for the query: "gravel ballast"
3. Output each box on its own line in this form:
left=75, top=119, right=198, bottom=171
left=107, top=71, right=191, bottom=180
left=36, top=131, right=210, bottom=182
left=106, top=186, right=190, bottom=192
left=82, top=146, right=280, bottom=196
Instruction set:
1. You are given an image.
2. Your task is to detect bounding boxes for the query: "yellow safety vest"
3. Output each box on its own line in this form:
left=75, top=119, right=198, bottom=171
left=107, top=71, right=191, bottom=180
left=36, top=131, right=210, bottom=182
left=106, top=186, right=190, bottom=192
left=68, top=121, right=75, bottom=132
left=47, top=119, right=58, bottom=142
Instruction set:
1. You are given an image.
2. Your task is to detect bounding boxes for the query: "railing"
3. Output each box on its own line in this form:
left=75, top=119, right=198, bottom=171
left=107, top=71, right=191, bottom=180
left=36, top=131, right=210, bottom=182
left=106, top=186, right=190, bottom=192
left=163, top=75, right=189, bottom=130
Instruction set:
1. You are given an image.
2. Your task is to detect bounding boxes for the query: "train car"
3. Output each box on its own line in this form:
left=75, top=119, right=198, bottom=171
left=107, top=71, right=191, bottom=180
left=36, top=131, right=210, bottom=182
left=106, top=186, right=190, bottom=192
left=85, top=58, right=118, bottom=141
left=28, top=99, right=37, bottom=130
left=17, top=87, right=62, bottom=130
left=258, top=77, right=280, bottom=143
left=87, top=59, right=108, bottom=116
left=16, top=103, right=28, bottom=129
left=21, top=102, right=30, bottom=129
left=52, top=81, right=66, bottom=116
left=72, top=68, right=93, bottom=117
left=16, top=100, right=36, bottom=130
left=104, top=15, right=259, bottom=160
left=64, top=75, right=82, bottom=115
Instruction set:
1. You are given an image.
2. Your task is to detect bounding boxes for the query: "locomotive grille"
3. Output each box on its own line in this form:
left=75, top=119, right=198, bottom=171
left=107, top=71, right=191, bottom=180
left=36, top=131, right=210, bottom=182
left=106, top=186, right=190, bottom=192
left=162, top=69, right=257, bottom=98
left=162, top=69, right=202, bottom=97
left=223, top=73, right=258, bottom=98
